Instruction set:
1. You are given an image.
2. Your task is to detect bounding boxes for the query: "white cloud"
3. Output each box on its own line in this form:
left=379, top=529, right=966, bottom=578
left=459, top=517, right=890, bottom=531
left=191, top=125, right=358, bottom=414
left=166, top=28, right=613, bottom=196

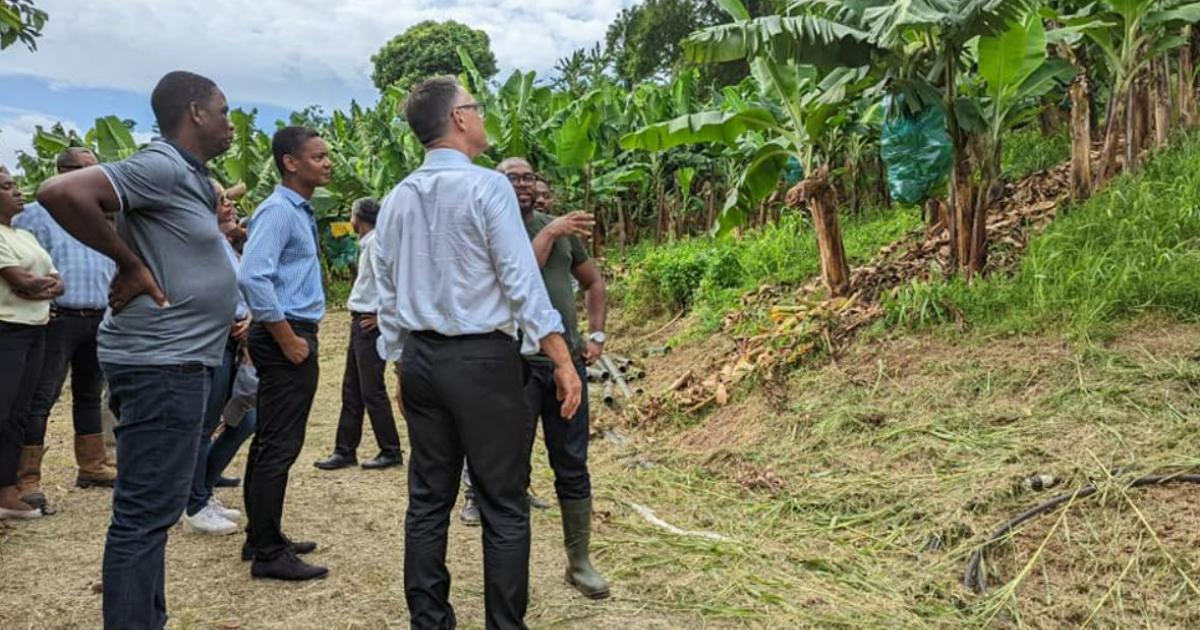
left=1, top=0, right=636, bottom=112
left=0, top=108, right=80, bottom=173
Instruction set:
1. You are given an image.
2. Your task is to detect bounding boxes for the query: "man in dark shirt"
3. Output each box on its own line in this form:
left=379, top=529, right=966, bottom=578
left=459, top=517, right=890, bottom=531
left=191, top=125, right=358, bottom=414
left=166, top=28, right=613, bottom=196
left=498, top=157, right=611, bottom=599
left=38, top=70, right=237, bottom=630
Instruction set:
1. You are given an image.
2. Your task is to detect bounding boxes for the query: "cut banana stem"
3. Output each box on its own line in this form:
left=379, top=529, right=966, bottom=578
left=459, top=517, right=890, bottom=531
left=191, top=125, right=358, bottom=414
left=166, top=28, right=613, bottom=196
left=602, top=381, right=615, bottom=406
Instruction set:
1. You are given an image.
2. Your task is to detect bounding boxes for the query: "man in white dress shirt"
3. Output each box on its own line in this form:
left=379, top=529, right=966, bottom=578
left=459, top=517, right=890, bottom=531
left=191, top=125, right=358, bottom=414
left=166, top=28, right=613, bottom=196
left=373, top=75, right=581, bottom=630
left=314, top=197, right=403, bottom=471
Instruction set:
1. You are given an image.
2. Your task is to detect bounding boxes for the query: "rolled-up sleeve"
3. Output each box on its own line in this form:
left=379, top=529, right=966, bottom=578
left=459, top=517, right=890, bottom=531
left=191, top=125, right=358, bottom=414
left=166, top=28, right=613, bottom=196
left=481, top=176, right=564, bottom=354
left=238, top=205, right=288, bottom=323
left=373, top=188, right=405, bottom=362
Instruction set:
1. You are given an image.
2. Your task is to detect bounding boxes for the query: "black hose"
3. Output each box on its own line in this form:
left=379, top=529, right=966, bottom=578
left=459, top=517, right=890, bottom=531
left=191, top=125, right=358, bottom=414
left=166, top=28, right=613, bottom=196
left=963, top=472, right=1200, bottom=593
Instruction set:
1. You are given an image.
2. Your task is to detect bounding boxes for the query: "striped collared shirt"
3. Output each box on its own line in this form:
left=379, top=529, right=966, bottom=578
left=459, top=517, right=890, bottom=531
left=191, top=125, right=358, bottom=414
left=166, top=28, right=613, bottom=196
left=238, top=185, right=325, bottom=324
left=373, top=148, right=564, bottom=360
left=13, top=202, right=116, bottom=310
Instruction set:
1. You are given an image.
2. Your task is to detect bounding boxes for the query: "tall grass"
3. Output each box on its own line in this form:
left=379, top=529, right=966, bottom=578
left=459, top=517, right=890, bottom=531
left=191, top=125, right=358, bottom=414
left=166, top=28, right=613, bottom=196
left=620, top=206, right=922, bottom=329
left=887, top=130, right=1200, bottom=338
left=1001, top=126, right=1071, bottom=182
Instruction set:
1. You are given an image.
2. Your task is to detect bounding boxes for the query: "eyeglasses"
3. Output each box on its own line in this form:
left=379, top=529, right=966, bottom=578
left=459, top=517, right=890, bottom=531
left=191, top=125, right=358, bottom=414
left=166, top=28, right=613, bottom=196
left=453, top=102, right=486, bottom=119
left=505, top=173, right=538, bottom=184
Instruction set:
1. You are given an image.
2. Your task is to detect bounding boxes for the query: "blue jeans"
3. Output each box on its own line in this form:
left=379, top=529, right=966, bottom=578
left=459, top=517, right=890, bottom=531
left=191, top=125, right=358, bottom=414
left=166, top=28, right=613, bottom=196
left=205, top=408, right=256, bottom=489
left=187, top=343, right=237, bottom=516
left=101, top=362, right=209, bottom=630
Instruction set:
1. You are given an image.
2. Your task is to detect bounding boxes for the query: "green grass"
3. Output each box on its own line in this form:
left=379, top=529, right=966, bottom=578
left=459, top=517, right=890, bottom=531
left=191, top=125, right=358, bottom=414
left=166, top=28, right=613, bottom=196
left=618, top=205, right=923, bottom=331
left=887, top=129, right=1200, bottom=340
left=1001, top=126, right=1071, bottom=182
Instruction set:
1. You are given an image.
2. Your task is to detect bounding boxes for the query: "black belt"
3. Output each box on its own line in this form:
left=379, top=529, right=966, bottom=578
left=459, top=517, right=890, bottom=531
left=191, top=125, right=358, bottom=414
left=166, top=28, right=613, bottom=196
left=288, top=319, right=319, bottom=333
left=53, top=307, right=105, bottom=318
left=350, top=311, right=374, bottom=318
left=412, top=330, right=512, bottom=343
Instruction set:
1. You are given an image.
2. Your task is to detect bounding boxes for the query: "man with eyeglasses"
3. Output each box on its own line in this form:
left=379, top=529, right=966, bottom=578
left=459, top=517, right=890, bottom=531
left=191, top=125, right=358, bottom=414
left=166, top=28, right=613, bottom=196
left=14, top=148, right=118, bottom=514
left=374, top=75, right=581, bottom=629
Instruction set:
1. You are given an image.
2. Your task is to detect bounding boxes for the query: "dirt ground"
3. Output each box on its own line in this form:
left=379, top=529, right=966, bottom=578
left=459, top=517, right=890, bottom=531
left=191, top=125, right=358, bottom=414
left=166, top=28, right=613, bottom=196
left=0, top=311, right=710, bottom=630
left=6, top=310, right=1200, bottom=628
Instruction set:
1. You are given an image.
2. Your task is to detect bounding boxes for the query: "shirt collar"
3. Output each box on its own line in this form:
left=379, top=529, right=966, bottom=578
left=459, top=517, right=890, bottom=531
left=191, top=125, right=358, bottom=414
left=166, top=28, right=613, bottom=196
left=274, top=185, right=314, bottom=214
left=423, top=148, right=472, bottom=168
left=161, top=139, right=210, bottom=176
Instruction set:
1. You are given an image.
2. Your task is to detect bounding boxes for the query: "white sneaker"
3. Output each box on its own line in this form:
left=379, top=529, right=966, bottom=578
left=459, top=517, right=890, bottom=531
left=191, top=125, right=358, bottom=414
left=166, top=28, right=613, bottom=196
left=182, top=504, right=238, bottom=536
left=208, top=496, right=242, bottom=522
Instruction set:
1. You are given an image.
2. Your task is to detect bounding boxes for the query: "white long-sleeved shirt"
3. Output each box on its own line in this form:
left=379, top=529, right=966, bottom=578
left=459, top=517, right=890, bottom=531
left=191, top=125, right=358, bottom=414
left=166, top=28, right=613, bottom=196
left=373, top=148, right=564, bottom=361
left=346, top=229, right=380, bottom=314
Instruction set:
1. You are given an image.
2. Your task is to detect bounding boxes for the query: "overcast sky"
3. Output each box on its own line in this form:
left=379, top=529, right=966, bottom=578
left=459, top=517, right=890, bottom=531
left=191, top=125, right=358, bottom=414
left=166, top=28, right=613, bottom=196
left=0, top=0, right=636, bottom=168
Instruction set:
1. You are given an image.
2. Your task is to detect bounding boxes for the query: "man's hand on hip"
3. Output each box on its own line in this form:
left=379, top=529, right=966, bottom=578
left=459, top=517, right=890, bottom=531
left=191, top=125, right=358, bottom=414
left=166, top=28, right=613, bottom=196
left=109, top=263, right=168, bottom=312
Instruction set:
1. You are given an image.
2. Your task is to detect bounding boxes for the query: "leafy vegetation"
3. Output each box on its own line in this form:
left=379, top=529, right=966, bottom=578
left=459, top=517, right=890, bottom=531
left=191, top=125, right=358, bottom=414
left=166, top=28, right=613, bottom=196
left=887, top=129, right=1200, bottom=338
left=0, top=0, right=47, bottom=51
left=370, top=20, right=498, bottom=93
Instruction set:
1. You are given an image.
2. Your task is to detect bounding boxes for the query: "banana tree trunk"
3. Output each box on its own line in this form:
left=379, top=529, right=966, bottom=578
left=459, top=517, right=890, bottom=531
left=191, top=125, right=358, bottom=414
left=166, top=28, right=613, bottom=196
left=1069, top=72, right=1093, bottom=200
left=1127, top=77, right=1145, bottom=173
left=1153, top=59, right=1170, bottom=148
left=944, top=50, right=975, bottom=274
left=1095, top=79, right=1127, bottom=186
left=787, top=168, right=849, bottom=297
left=1180, top=34, right=1196, bottom=126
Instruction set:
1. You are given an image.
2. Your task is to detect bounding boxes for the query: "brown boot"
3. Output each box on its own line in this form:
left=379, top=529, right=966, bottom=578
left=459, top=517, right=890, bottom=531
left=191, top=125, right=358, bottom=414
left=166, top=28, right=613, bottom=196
left=17, top=445, right=46, bottom=509
left=75, top=434, right=117, bottom=488
left=0, top=485, right=42, bottom=520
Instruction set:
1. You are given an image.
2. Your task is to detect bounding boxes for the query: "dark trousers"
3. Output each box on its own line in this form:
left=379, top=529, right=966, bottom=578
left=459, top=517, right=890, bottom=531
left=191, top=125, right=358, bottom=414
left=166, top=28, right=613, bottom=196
left=187, top=342, right=238, bottom=515
left=333, top=314, right=401, bottom=457
left=525, top=360, right=592, bottom=501
left=206, top=408, right=256, bottom=489
left=23, top=311, right=104, bottom=446
left=0, top=323, right=45, bottom=486
left=101, top=362, right=209, bottom=630
left=402, top=331, right=533, bottom=630
left=244, top=321, right=319, bottom=560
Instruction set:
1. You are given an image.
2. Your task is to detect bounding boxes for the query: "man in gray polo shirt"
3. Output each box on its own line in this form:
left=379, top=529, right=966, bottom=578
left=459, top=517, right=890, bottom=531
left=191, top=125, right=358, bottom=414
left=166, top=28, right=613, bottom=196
left=38, top=70, right=236, bottom=630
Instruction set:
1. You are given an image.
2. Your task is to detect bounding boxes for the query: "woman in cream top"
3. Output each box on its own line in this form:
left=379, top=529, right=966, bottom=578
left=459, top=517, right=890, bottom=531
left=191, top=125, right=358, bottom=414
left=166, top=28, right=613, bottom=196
left=0, top=166, right=63, bottom=520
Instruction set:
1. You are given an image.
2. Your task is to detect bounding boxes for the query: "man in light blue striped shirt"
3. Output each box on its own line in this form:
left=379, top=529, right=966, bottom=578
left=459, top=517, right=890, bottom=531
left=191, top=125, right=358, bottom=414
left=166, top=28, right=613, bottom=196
left=14, top=147, right=118, bottom=511
left=236, top=126, right=330, bottom=582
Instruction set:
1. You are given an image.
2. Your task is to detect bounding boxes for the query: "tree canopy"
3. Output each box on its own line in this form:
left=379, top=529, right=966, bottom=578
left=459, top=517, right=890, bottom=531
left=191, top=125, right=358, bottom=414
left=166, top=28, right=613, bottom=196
left=370, top=20, right=498, bottom=93
left=0, top=0, right=48, bottom=51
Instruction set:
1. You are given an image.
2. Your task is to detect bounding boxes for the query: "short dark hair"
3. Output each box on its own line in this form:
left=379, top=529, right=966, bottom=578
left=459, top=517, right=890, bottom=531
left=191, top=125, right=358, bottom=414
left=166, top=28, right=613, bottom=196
left=56, top=147, right=95, bottom=170
left=272, top=126, right=322, bottom=176
left=352, top=198, right=380, bottom=225
left=404, top=76, right=461, bottom=147
left=151, top=71, right=219, bottom=136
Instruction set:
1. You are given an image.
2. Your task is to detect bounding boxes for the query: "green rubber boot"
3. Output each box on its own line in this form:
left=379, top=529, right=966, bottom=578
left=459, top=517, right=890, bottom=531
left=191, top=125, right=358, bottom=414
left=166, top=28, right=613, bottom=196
left=560, top=497, right=610, bottom=600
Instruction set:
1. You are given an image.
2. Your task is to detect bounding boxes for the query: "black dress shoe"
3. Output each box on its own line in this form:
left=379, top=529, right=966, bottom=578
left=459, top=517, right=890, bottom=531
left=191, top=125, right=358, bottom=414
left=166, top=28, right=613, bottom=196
left=251, top=551, right=328, bottom=581
left=361, top=452, right=404, bottom=470
left=215, top=475, right=241, bottom=488
left=314, top=452, right=356, bottom=470
left=242, top=539, right=318, bottom=561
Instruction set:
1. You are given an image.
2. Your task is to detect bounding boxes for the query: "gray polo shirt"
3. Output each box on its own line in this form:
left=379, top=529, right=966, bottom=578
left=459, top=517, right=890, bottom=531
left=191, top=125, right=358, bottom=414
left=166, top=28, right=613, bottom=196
left=98, top=140, right=237, bottom=367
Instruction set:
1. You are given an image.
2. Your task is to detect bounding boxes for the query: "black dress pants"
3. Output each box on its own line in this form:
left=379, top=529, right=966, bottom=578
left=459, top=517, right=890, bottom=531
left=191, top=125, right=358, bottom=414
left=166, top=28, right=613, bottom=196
left=0, top=322, right=45, bottom=486
left=24, top=311, right=105, bottom=445
left=244, top=321, right=319, bottom=560
left=401, top=331, right=534, bottom=630
left=333, top=314, right=401, bottom=457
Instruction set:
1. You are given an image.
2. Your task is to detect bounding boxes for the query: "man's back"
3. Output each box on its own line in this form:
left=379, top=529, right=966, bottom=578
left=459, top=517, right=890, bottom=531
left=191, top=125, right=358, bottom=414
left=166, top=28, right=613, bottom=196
left=374, top=148, right=562, bottom=360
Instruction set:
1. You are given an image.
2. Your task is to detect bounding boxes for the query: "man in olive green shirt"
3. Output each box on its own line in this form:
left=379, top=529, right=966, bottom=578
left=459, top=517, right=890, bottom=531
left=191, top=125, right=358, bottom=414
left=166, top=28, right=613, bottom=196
left=462, top=158, right=610, bottom=599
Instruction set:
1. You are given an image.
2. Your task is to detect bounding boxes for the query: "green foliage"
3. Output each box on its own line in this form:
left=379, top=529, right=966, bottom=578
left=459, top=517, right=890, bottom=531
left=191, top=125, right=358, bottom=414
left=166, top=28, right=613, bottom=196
left=370, top=20, right=498, bottom=92
left=1001, top=126, right=1070, bottom=181
left=887, top=130, right=1200, bottom=338
left=622, top=205, right=922, bottom=323
left=0, top=0, right=47, bottom=51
